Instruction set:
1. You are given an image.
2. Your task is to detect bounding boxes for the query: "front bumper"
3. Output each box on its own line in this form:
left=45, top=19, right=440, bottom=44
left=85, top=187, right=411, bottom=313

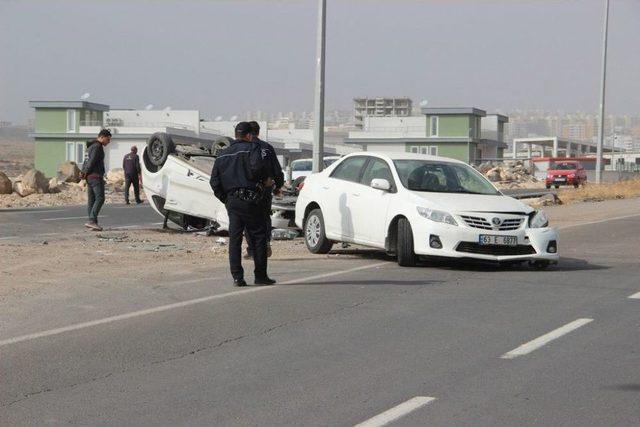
left=411, top=219, right=559, bottom=262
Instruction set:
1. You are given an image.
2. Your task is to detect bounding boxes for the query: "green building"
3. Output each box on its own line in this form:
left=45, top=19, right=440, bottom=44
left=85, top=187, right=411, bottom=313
left=344, top=107, right=508, bottom=164
left=28, top=101, right=110, bottom=176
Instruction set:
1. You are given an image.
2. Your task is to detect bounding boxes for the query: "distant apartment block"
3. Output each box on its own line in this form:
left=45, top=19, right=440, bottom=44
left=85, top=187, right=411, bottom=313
left=353, top=97, right=412, bottom=129
left=0, top=121, right=12, bottom=128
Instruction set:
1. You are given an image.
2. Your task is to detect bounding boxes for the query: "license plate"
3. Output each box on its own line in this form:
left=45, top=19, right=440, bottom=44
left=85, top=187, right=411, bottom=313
left=554, top=177, right=566, bottom=182
left=479, top=235, right=518, bottom=246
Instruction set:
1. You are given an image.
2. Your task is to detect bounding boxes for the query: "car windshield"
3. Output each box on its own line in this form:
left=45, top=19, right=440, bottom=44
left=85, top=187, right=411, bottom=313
left=393, top=160, right=500, bottom=195
left=552, top=162, right=578, bottom=170
left=292, top=160, right=312, bottom=171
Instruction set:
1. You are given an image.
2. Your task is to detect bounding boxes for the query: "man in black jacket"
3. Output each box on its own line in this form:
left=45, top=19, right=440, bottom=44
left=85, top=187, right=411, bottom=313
left=122, top=146, right=143, bottom=205
left=210, top=122, right=275, bottom=287
left=80, top=129, right=111, bottom=231
left=244, top=121, right=284, bottom=259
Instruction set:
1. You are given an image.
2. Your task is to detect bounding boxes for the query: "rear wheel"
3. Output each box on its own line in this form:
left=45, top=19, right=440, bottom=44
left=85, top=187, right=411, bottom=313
left=304, top=209, right=333, bottom=254
left=554, top=185, right=560, bottom=189
left=147, top=132, right=175, bottom=167
left=545, top=184, right=551, bottom=189
left=397, top=218, right=417, bottom=267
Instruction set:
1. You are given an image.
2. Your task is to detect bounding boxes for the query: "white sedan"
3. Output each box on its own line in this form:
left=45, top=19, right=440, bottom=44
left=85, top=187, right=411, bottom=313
left=295, top=152, right=559, bottom=268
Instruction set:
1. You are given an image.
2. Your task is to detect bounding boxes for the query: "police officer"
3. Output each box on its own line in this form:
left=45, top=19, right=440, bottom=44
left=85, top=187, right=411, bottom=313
left=122, top=146, right=143, bottom=205
left=244, top=121, right=284, bottom=259
left=210, top=122, right=275, bottom=287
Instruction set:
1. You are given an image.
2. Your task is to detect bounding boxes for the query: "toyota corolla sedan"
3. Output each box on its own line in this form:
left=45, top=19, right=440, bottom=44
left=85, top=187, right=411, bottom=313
left=295, top=153, right=559, bottom=268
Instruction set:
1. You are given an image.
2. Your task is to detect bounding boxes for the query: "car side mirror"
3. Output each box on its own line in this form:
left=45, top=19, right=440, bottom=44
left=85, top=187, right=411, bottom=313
left=371, top=178, right=391, bottom=191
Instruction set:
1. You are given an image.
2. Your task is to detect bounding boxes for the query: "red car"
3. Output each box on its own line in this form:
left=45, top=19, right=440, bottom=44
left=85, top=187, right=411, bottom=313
left=545, top=161, right=587, bottom=189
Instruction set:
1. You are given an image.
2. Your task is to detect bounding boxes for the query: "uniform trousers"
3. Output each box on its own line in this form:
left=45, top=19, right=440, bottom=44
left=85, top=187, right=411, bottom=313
left=226, top=195, right=268, bottom=280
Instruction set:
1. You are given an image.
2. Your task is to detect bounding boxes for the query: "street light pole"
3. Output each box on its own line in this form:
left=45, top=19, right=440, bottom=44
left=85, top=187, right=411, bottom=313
left=312, top=0, right=326, bottom=173
left=595, top=0, right=610, bottom=184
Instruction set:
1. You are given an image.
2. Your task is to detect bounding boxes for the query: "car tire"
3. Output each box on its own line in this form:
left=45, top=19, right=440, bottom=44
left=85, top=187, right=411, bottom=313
left=147, top=132, right=175, bottom=167
left=545, top=184, right=551, bottom=189
left=554, top=185, right=560, bottom=189
left=304, top=209, right=333, bottom=254
left=397, top=218, right=417, bottom=267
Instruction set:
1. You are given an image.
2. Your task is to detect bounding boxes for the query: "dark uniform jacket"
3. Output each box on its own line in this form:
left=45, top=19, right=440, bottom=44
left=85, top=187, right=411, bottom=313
left=210, top=139, right=267, bottom=204
left=82, top=140, right=105, bottom=178
left=122, top=152, right=141, bottom=177
left=253, top=137, right=284, bottom=190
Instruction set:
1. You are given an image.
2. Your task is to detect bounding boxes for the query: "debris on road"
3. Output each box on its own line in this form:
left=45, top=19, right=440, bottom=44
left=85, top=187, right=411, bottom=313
left=216, top=237, right=227, bottom=246
left=0, top=171, right=12, bottom=194
left=271, top=229, right=298, bottom=240
left=477, top=160, right=542, bottom=189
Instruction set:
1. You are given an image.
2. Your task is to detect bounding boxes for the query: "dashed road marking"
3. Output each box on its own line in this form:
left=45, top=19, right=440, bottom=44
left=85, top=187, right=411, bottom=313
left=0, top=261, right=389, bottom=348
left=355, top=396, right=436, bottom=427
left=628, top=292, right=640, bottom=299
left=501, top=318, right=593, bottom=359
left=557, top=213, right=640, bottom=230
left=41, top=216, right=108, bottom=221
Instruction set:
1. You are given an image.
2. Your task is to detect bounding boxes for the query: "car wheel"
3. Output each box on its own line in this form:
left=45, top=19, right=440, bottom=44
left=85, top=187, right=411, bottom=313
left=147, top=132, right=175, bottom=167
left=397, top=218, right=417, bottom=267
left=545, top=184, right=551, bottom=189
left=573, top=182, right=579, bottom=188
left=554, top=185, right=560, bottom=189
left=304, top=209, right=333, bottom=254
left=530, top=260, right=550, bottom=270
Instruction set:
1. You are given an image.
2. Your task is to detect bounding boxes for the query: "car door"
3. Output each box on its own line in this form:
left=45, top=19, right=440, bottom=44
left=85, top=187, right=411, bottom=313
left=321, top=156, right=369, bottom=240
left=352, top=157, right=396, bottom=247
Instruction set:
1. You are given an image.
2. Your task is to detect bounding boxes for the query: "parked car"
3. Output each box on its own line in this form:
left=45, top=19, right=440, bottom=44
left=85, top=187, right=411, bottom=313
left=295, top=152, right=559, bottom=268
left=545, top=161, right=587, bottom=189
left=141, top=132, right=297, bottom=231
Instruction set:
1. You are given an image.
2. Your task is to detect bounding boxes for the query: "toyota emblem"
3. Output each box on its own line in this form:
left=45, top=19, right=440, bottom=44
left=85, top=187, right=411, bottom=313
left=492, top=217, right=502, bottom=226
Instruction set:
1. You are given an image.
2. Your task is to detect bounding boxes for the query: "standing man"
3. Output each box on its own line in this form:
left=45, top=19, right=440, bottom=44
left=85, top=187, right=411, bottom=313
left=244, top=121, right=284, bottom=259
left=122, top=146, right=143, bottom=205
left=210, top=122, right=275, bottom=287
left=80, top=128, right=111, bottom=231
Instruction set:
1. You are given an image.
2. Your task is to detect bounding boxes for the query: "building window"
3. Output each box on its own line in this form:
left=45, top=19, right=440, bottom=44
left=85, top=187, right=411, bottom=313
left=66, top=142, right=75, bottom=161
left=410, top=146, right=419, bottom=154
left=429, top=146, right=438, bottom=156
left=66, top=109, right=76, bottom=132
left=430, top=116, right=438, bottom=137
left=76, top=142, right=86, bottom=167
left=420, top=147, right=428, bottom=155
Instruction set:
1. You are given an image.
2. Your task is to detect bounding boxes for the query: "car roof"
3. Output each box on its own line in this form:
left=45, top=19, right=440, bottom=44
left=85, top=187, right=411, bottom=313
left=341, top=151, right=467, bottom=165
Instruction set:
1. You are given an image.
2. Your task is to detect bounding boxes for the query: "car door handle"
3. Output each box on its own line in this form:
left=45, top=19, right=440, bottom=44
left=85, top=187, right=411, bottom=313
left=352, top=193, right=360, bottom=197
left=321, top=186, right=330, bottom=190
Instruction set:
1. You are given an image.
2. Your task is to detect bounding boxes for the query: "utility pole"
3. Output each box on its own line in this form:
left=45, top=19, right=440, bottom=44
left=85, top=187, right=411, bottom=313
left=312, top=0, right=326, bottom=173
left=595, top=0, right=610, bottom=184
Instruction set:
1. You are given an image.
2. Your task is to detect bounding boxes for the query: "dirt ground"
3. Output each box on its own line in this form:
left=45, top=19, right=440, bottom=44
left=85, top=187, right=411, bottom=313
left=0, top=126, right=33, bottom=178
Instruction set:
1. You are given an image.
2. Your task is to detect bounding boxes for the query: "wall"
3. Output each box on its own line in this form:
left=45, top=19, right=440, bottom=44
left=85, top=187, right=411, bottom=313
left=405, top=141, right=470, bottom=162
left=35, top=110, right=67, bottom=133
left=105, top=139, right=146, bottom=172
left=105, top=110, right=200, bottom=130
left=34, top=139, right=66, bottom=176
left=427, top=115, right=471, bottom=137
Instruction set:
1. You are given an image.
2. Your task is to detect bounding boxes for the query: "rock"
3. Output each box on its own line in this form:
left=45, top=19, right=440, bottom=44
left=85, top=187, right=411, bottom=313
left=0, top=172, right=12, bottom=194
left=106, top=168, right=125, bottom=185
left=13, top=169, right=49, bottom=197
left=540, top=193, right=563, bottom=206
left=57, top=161, right=81, bottom=183
left=48, top=177, right=62, bottom=193
left=478, top=162, right=494, bottom=174
left=486, top=169, right=501, bottom=182
left=499, top=170, right=514, bottom=181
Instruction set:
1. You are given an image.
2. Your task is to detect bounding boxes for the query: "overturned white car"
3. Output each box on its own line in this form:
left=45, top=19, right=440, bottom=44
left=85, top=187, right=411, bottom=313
left=141, top=130, right=295, bottom=232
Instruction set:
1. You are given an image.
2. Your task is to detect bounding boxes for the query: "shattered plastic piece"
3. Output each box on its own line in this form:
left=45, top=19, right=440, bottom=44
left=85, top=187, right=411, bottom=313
left=216, top=237, right=227, bottom=246
left=271, top=229, right=298, bottom=240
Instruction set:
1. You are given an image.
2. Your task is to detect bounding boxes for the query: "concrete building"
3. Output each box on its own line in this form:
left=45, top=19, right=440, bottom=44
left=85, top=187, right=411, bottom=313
left=353, top=97, right=412, bottom=129
left=344, top=107, right=508, bottom=164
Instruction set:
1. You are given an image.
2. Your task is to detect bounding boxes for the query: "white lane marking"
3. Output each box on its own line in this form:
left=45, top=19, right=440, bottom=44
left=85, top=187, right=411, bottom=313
left=0, top=236, right=18, bottom=241
left=41, top=216, right=108, bottom=221
left=557, top=213, right=640, bottom=230
left=0, top=262, right=387, bottom=348
left=27, top=209, right=69, bottom=214
left=355, top=396, right=436, bottom=427
left=501, top=318, right=593, bottom=359
left=628, top=292, right=640, bottom=299
left=280, top=261, right=390, bottom=285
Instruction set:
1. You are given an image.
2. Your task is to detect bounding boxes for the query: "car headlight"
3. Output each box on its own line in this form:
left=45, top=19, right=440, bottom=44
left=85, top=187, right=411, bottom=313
left=568, top=173, right=575, bottom=178
left=529, top=210, right=549, bottom=228
left=416, top=207, right=458, bottom=226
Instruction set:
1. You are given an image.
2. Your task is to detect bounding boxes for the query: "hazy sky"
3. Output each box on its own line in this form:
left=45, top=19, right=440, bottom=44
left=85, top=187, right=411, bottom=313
left=1, top=0, right=639, bottom=123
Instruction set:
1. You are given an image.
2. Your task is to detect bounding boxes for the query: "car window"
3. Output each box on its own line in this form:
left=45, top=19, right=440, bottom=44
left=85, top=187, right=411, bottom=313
left=552, top=162, right=577, bottom=170
left=292, top=160, right=312, bottom=171
left=360, top=158, right=394, bottom=188
left=330, top=156, right=368, bottom=183
left=324, top=158, right=339, bottom=167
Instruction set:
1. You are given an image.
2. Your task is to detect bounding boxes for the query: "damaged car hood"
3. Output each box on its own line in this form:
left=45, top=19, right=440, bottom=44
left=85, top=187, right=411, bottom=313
left=409, top=191, right=534, bottom=214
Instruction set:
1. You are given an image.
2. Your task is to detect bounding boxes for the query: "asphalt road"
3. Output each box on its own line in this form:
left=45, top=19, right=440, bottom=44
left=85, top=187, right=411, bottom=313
left=1, top=214, right=639, bottom=426
left=0, top=203, right=161, bottom=240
